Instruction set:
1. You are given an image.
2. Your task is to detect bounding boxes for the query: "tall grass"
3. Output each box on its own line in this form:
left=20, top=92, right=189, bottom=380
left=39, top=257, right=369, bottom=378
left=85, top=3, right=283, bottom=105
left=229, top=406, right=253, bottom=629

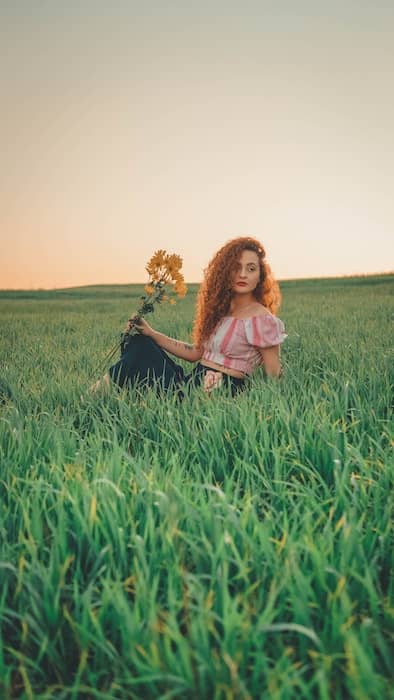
left=0, top=276, right=393, bottom=699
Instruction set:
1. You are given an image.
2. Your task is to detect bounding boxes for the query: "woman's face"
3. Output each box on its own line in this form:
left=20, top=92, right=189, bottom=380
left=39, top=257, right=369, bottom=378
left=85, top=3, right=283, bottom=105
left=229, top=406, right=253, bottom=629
left=231, top=249, right=261, bottom=295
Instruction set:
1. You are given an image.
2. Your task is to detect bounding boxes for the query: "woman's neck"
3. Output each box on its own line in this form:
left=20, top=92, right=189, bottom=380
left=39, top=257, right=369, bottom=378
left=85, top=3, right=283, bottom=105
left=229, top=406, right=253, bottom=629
left=230, top=294, right=256, bottom=313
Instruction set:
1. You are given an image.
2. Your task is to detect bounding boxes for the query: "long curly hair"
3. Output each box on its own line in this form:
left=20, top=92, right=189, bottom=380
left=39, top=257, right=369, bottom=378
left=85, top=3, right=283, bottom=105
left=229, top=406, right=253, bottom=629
left=193, top=236, right=282, bottom=347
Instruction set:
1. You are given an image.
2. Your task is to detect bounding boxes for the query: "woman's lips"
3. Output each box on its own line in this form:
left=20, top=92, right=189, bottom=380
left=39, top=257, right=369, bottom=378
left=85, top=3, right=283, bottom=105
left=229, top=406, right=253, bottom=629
left=236, top=281, right=247, bottom=286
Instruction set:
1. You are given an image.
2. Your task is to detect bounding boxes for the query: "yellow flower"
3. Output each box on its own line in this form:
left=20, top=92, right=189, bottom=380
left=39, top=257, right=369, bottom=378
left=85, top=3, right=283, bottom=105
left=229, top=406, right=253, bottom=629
left=144, top=284, right=155, bottom=295
left=169, top=299, right=176, bottom=305
left=152, top=249, right=166, bottom=265
left=169, top=270, right=181, bottom=283
left=165, top=253, right=183, bottom=276
left=174, top=280, right=187, bottom=297
left=145, top=249, right=166, bottom=278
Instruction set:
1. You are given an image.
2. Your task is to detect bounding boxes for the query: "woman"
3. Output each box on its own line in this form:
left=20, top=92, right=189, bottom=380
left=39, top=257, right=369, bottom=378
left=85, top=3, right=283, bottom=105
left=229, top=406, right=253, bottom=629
left=105, top=237, right=287, bottom=396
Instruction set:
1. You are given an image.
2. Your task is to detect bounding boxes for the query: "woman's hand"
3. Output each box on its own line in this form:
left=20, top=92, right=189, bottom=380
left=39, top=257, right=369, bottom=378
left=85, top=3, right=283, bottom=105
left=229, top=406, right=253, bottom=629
left=126, top=315, right=154, bottom=337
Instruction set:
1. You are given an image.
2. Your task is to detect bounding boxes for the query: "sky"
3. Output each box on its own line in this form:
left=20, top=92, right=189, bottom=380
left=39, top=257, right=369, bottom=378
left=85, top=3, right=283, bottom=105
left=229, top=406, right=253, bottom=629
left=1, top=0, right=393, bottom=288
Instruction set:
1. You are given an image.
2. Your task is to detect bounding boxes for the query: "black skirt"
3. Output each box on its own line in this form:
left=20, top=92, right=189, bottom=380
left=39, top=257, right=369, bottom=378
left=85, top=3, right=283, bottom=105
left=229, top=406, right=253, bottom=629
left=108, top=334, right=246, bottom=397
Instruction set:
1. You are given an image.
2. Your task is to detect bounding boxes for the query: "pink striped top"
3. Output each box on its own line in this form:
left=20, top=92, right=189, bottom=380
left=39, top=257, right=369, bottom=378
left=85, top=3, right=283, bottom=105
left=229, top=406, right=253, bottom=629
left=202, top=313, right=287, bottom=375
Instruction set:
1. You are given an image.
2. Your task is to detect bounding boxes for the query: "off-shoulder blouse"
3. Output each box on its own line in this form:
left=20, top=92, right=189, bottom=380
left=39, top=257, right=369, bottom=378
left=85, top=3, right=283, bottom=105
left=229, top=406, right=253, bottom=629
left=202, top=314, right=287, bottom=376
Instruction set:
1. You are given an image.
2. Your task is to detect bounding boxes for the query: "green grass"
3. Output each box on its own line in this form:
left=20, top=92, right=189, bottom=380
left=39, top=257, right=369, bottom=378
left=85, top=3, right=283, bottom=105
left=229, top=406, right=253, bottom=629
left=0, top=275, right=393, bottom=699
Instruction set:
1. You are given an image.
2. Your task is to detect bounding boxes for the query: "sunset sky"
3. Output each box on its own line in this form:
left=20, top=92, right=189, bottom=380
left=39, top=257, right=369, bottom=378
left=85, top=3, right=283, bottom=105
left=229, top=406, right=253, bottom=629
left=1, top=1, right=393, bottom=289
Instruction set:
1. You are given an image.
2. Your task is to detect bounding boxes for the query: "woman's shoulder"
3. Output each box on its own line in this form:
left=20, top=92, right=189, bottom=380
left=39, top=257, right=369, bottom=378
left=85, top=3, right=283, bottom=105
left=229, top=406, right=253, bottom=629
left=226, top=303, right=270, bottom=320
left=247, top=303, right=272, bottom=319
left=236, top=303, right=274, bottom=321
left=225, top=304, right=282, bottom=323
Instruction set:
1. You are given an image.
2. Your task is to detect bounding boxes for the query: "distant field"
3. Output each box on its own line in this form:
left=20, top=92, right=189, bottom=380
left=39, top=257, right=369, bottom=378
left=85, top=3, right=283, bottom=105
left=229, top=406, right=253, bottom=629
left=0, top=275, right=393, bottom=699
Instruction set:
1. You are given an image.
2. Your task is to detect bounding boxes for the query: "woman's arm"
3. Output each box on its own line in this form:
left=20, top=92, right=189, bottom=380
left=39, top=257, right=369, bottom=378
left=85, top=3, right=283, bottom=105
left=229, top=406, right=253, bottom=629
left=259, top=345, right=282, bottom=378
left=150, top=329, right=203, bottom=362
left=128, top=317, right=203, bottom=362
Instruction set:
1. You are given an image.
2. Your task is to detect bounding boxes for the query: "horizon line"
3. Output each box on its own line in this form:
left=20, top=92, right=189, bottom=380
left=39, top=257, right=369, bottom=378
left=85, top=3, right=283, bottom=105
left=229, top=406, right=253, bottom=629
left=1, top=270, right=393, bottom=293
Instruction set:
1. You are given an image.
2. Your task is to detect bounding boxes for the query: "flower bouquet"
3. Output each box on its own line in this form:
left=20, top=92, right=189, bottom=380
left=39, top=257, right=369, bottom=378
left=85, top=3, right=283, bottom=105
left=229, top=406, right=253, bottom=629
left=121, top=249, right=187, bottom=349
left=100, top=250, right=187, bottom=371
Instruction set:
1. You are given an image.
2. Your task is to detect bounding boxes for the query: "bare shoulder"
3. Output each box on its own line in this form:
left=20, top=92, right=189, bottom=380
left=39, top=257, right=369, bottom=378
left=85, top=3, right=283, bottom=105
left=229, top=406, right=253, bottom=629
left=249, top=303, right=272, bottom=318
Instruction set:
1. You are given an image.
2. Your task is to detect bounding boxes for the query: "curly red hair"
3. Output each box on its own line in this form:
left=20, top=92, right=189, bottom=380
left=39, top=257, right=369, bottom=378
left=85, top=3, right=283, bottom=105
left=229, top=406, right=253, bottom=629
left=193, top=236, right=282, bottom=347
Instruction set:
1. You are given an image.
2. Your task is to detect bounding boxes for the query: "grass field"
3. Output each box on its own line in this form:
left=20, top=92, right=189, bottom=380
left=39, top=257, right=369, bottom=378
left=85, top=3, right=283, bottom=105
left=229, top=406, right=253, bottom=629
left=0, top=275, right=393, bottom=699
